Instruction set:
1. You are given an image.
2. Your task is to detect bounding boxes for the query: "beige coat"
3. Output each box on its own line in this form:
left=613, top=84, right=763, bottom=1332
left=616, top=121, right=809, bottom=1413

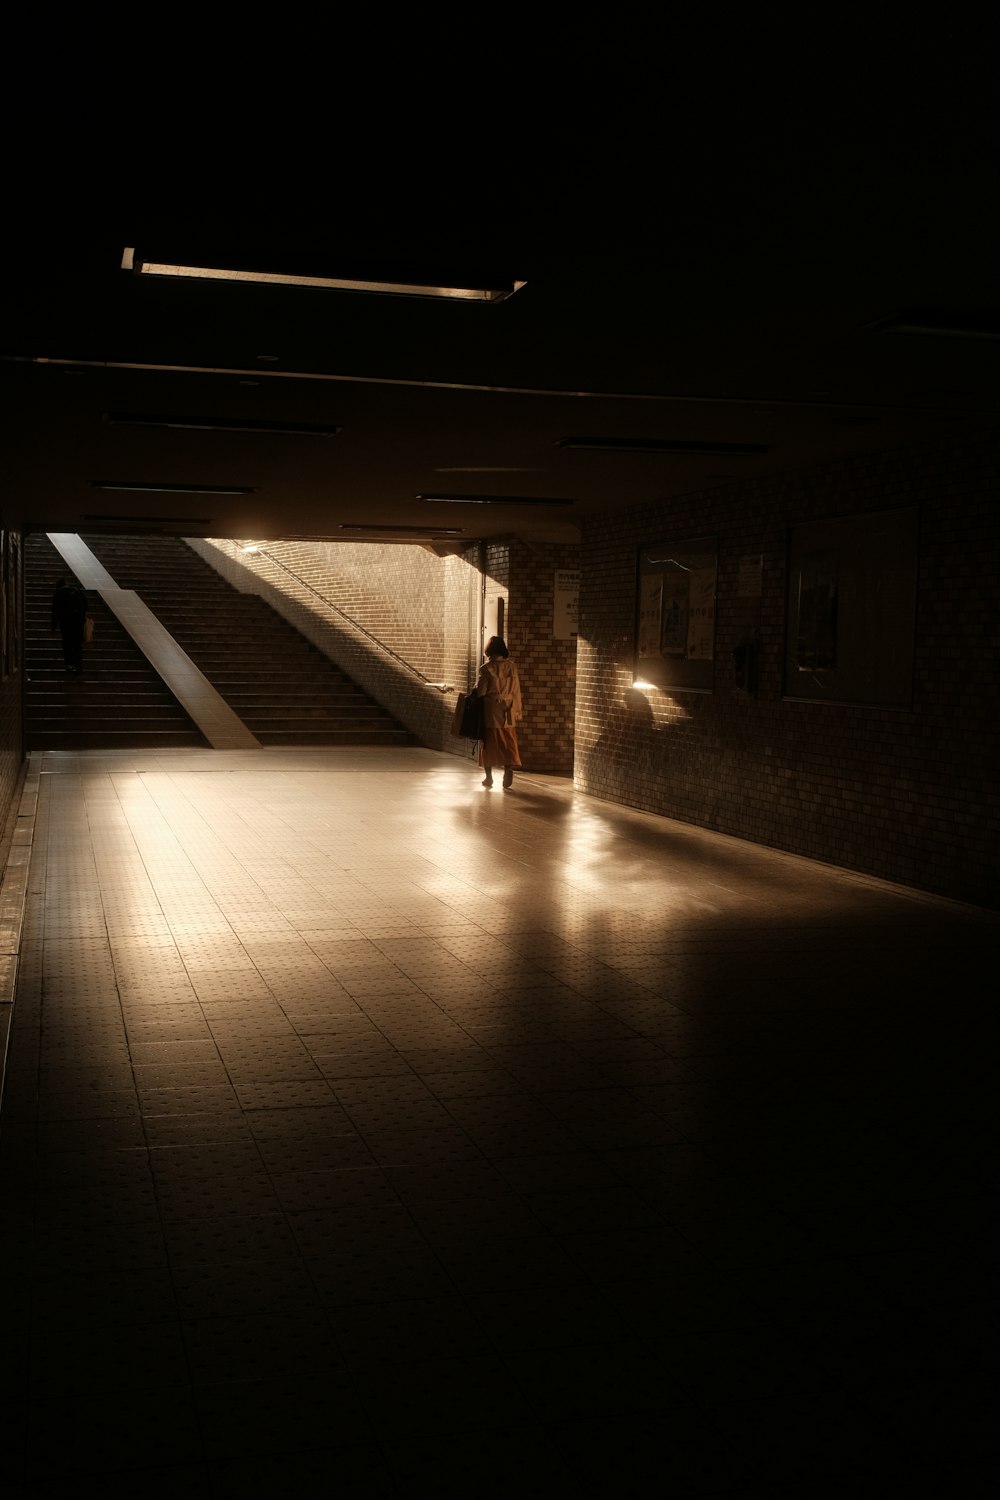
left=476, top=657, right=523, bottom=729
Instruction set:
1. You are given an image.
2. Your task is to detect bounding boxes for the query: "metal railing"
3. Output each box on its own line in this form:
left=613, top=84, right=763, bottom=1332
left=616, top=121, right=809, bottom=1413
left=236, top=544, right=453, bottom=692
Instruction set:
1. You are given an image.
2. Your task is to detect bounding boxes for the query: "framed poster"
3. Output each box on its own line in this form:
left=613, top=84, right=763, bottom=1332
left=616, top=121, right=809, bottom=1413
left=796, top=550, right=838, bottom=671
left=637, top=573, right=663, bottom=657
left=0, top=532, right=7, bottom=680
left=9, top=532, right=21, bottom=675
left=634, top=537, right=717, bottom=692
left=784, top=507, right=918, bottom=707
left=660, top=572, right=689, bottom=655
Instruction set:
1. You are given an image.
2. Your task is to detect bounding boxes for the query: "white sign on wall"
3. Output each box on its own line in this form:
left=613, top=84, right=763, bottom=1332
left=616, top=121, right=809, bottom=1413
left=483, top=593, right=507, bottom=650
left=553, top=570, right=580, bottom=639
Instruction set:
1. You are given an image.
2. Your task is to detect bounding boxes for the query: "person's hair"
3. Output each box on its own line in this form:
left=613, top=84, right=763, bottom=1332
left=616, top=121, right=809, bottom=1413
left=484, top=635, right=509, bottom=659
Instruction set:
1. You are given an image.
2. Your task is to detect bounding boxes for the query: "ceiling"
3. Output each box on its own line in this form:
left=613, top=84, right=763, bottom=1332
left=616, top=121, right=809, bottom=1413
left=3, top=124, right=997, bottom=555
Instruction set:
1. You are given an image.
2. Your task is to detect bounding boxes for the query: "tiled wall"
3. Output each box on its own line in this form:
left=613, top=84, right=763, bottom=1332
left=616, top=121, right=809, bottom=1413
left=188, top=538, right=472, bottom=753
left=576, top=433, right=1000, bottom=909
left=8, top=457, right=993, bottom=911
left=188, top=536, right=579, bottom=772
left=503, top=537, right=579, bottom=775
left=0, top=530, right=26, bottom=845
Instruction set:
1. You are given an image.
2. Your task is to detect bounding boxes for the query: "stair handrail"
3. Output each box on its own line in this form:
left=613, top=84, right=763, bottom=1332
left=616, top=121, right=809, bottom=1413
left=233, top=544, right=454, bottom=692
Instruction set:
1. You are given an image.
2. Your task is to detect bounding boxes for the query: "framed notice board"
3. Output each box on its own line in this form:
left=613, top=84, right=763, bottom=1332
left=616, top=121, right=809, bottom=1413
left=784, top=506, right=918, bottom=707
left=634, top=536, right=717, bottom=692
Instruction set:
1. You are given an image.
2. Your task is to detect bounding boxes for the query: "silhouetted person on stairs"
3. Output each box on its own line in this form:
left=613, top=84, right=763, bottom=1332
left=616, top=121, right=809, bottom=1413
left=51, top=578, right=88, bottom=674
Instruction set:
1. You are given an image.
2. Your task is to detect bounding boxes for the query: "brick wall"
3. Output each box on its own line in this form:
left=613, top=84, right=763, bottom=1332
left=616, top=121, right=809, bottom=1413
left=188, top=537, right=474, bottom=753
left=0, top=530, right=26, bottom=842
left=576, top=433, right=1000, bottom=909
left=503, top=537, right=578, bottom=775
left=190, top=535, right=580, bottom=775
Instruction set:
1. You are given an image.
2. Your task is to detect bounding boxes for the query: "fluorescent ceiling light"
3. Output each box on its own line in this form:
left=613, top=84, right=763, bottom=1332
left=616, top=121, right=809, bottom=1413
left=104, top=413, right=342, bottom=437
left=83, top=513, right=213, bottom=525
left=90, top=480, right=255, bottom=495
left=339, top=524, right=463, bottom=536
left=874, top=311, right=1000, bottom=341
left=417, top=493, right=575, bottom=506
left=557, top=437, right=769, bottom=456
left=122, top=247, right=525, bottom=302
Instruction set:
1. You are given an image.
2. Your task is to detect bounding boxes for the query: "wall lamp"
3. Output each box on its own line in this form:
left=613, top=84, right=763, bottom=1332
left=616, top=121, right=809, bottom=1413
left=122, top=248, right=526, bottom=303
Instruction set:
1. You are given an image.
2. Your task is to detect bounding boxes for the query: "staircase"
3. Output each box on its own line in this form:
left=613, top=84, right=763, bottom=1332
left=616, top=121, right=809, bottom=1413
left=24, top=534, right=208, bottom=749
left=77, top=535, right=417, bottom=747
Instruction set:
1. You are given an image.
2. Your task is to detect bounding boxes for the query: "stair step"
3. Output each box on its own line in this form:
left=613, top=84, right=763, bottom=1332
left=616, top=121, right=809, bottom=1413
left=25, top=535, right=208, bottom=751
left=244, top=719, right=397, bottom=732
left=23, top=532, right=420, bottom=752
left=28, top=732, right=207, bottom=748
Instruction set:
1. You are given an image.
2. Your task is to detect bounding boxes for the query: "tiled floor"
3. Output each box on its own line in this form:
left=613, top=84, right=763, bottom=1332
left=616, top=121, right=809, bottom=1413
left=0, top=746, right=995, bottom=1497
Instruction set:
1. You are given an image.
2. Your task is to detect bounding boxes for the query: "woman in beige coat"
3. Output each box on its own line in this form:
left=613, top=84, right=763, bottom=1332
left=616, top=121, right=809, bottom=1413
left=476, top=635, right=523, bottom=789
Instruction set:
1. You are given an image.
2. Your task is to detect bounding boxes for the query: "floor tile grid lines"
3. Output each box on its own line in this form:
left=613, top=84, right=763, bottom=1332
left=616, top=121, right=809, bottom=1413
left=105, top=782, right=306, bottom=915
left=9, top=756, right=1000, bottom=1494
left=91, top=796, right=301, bottom=1028
left=115, top=822, right=665, bottom=1302
left=140, top=771, right=421, bottom=886
left=102, top=768, right=527, bottom=1200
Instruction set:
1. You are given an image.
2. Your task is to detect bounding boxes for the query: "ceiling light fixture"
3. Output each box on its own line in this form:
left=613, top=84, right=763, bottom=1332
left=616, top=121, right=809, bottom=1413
left=122, top=248, right=525, bottom=303
left=339, top=524, right=463, bottom=536
left=103, top=413, right=341, bottom=437
left=83, top=513, right=213, bottom=526
left=556, top=437, right=769, bottom=456
left=89, top=480, right=255, bottom=495
left=873, top=311, right=1000, bottom=341
left=417, top=494, right=575, bottom=506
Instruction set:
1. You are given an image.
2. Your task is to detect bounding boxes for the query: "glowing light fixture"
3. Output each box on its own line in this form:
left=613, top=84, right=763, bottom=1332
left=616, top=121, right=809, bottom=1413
left=557, top=436, right=768, bottom=457
left=104, top=413, right=341, bottom=437
left=90, top=479, right=254, bottom=495
left=417, top=494, right=574, bottom=506
left=874, top=311, right=1000, bottom=341
left=340, top=524, right=463, bottom=536
left=122, top=248, right=525, bottom=303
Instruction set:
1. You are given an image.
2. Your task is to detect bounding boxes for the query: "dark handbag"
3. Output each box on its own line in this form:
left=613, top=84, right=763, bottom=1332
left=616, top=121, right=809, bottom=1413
left=451, top=690, right=485, bottom=740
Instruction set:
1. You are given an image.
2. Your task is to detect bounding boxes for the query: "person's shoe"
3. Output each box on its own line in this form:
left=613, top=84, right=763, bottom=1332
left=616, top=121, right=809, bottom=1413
left=502, top=767, right=514, bottom=789
left=482, top=776, right=493, bottom=788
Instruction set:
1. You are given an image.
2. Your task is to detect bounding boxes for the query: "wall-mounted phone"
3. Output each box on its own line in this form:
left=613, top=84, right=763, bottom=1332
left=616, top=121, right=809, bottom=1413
left=732, top=641, right=758, bottom=697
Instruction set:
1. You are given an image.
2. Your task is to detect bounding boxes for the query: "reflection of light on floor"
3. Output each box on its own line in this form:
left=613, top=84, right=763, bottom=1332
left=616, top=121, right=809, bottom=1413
left=13, top=743, right=992, bottom=1500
